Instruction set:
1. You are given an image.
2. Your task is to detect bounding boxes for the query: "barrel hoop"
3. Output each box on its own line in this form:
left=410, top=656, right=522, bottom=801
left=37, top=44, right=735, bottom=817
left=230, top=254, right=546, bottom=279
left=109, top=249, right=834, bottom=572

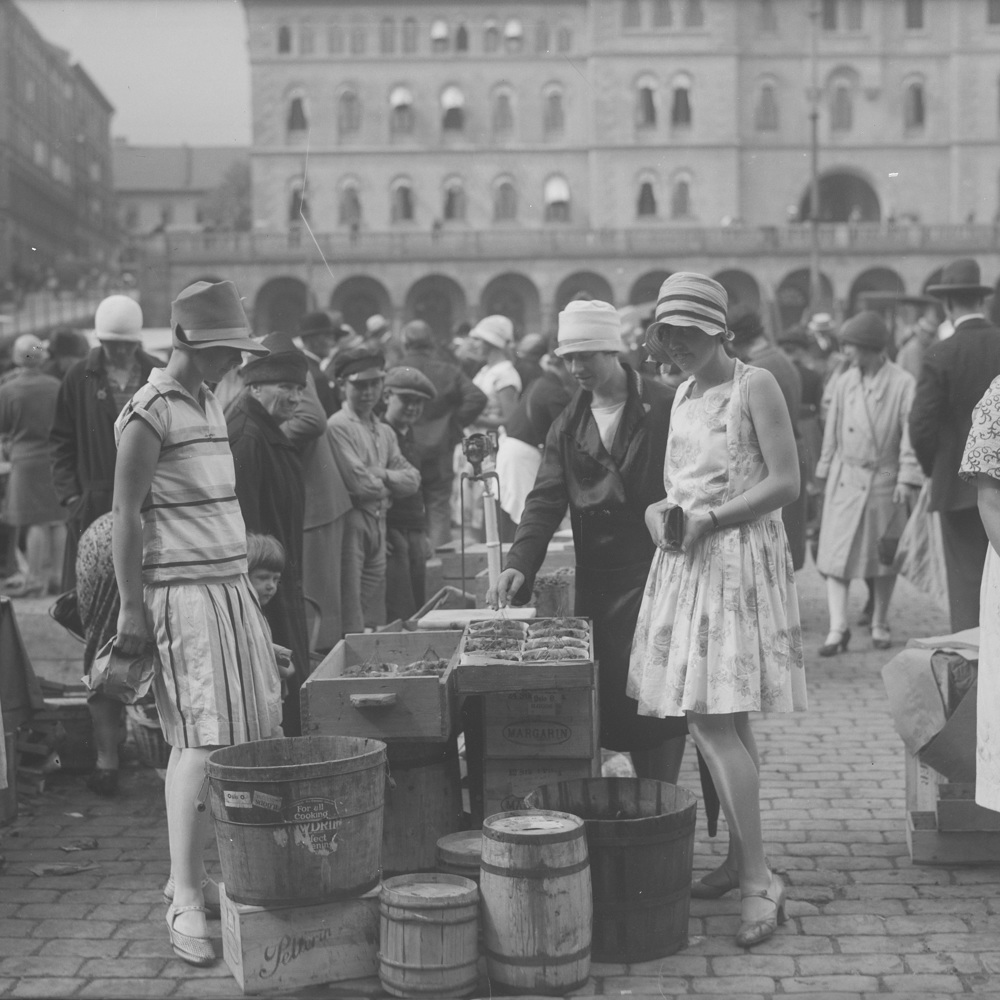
left=377, top=955, right=479, bottom=975
left=483, top=827, right=581, bottom=847
left=479, top=856, right=590, bottom=879
left=211, top=801, right=384, bottom=827
left=588, top=828, right=694, bottom=849
left=227, top=874, right=380, bottom=906
left=484, top=943, right=591, bottom=966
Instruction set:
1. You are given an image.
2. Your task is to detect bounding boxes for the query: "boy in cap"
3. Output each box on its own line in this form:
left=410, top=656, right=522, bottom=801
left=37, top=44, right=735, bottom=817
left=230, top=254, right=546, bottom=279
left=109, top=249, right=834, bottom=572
left=382, top=366, right=436, bottom=620
left=328, top=347, right=420, bottom=632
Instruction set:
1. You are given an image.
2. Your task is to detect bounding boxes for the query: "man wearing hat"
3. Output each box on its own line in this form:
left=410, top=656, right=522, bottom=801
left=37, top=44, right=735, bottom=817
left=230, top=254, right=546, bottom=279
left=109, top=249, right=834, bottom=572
left=227, top=343, right=311, bottom=734
left=364, top=313, right=402, bottom=368
left=910, top=258, right=1000, bottom=630
left=328, top=347, right=420, bottom=633
left=382, top=366, right=436, bottom=620
left=50, top=294, right=162, bottom=590
left=296, top=311, right=345, bottom=416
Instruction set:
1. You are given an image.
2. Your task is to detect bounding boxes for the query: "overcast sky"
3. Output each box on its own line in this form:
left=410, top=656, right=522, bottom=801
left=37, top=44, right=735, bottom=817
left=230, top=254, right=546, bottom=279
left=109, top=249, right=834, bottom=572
left=19, top=0, right=252, bottom=146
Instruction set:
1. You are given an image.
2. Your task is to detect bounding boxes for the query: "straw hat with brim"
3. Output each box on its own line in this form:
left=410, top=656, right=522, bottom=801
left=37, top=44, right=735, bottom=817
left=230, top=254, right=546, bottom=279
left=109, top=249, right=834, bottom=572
left=807, top=313, right=835, bottom=335
left=839, top=311, right=890, bottom=352
left=926, top=258, right=994, bottom=298
left=644, top=272, right=730, bottom=363
left=470, top=315, right=514, bottom=351
left=171, top=280, right=267, bottom=356
left=94, top=294, right=143, bottom=343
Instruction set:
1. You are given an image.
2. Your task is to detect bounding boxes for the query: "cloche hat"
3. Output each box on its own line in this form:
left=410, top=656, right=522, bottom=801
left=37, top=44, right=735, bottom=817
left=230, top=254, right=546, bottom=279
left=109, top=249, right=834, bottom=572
left=94, top=294, right=143, bottom=343
left=553, top=300, right=624, bottom=357
left=469, top=315, right=514, bottom=351
left=838, top=311, right=890, bottom=352
left=644, top=272, right=730, bottom=363
left=171, top=281, right=267, bottom=356
left=926, top=258, right=993, bottom=298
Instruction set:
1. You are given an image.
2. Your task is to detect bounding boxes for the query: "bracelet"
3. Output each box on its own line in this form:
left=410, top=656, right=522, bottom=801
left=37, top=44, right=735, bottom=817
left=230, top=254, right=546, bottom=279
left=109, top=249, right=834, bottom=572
left=741, top=493, right=758, bottom=518
left=709, top=510, right=720, bottom=530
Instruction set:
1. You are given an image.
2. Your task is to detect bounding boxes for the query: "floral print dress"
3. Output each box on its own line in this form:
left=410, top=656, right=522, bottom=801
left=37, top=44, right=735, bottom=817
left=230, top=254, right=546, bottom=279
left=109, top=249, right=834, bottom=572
left=628, top=360, right=807, bottom=717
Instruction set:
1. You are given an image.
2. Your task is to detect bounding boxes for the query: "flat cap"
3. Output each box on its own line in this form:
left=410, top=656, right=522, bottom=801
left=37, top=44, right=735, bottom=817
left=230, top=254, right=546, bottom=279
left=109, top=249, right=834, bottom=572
left=333, top=346, right=386, bottom=382
left=384, top=366, right=437, bottom=400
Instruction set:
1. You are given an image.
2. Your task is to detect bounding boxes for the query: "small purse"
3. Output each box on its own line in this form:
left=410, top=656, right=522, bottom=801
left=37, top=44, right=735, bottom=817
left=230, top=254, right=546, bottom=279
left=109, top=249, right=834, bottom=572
left=663, top=505, right=685, bottom=550
left=83, top=637, right=158, bottom=704
left=877, top=504, right=910, bottom=567
left=49, top=589, right=85, bottom=643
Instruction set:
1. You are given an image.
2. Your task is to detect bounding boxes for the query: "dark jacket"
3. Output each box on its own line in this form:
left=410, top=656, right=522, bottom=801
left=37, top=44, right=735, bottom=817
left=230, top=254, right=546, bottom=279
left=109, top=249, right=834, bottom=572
left=910, top=317, right=1000, bottom=512
left=227, top=395, right=310, bottom=726
left=504, top=370, right=573, bottom=448
left=386, top=422, right=427, bottom=534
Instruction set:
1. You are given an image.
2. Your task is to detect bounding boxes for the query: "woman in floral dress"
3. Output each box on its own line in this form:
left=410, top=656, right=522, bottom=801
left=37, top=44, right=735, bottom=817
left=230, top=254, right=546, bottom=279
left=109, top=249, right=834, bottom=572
left=628, top=273, right=807, bottom=948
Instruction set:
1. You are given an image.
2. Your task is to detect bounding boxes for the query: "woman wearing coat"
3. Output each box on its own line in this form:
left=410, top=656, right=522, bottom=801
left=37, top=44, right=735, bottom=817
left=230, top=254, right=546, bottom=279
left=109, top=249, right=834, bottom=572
left=815, top=312, right=923, bottom=654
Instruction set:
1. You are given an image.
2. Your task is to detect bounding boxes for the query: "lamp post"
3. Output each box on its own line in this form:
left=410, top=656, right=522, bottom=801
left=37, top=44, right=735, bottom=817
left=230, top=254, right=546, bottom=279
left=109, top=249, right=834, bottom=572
left=808, top=0, right=822, bottom=314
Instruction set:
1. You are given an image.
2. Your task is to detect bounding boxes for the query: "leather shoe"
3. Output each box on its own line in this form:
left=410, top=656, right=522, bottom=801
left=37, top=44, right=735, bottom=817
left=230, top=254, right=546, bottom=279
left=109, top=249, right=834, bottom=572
left=736, top=873, right=787, bottom=948
left=818, top=628, right=850, bottom=657
left=85, top=769, right=119, bottom=797
left=166, top=904, right=215, bottom=966
left=691, top=864, right=740, bottom=899
left=163, top=874, right=221, bottom=918
left=871, top=625, right=892, bottom=650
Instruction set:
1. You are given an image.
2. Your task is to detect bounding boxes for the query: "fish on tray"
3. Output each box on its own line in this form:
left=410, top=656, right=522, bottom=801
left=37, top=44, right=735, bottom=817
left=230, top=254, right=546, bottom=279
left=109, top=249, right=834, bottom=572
left=522, top=647, right=588, bottom=661
left=524, top=635, right=588, bottom=651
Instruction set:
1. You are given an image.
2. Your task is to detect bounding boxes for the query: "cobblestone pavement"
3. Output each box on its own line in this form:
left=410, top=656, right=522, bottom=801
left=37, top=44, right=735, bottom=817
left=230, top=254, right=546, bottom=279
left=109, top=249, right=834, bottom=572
left=1, top=560, right=999, bottom=999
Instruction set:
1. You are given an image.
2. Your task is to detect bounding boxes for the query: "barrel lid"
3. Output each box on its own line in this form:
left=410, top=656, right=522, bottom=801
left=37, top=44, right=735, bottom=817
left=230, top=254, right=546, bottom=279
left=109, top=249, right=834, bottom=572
left=436, top=831, right=483, bottom=867
left=484, top=811, right=583, bottom=840
left=381, top=873, right=477, bottom=900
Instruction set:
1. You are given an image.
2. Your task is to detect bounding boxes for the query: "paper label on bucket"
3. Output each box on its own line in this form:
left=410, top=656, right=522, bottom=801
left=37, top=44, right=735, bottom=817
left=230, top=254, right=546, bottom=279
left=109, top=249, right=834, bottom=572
left=275, top=798, right=343, bottom=857
left=252, top=790, right=283, bottom=813
left=224, top=790, right=253, bottom=809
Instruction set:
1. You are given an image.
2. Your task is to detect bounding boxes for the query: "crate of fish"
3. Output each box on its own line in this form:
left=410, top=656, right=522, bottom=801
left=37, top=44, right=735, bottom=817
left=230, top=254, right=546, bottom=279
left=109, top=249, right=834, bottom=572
left=301, top=631, right=462, bottom=741
left=456, top=617, right=595, bottom=693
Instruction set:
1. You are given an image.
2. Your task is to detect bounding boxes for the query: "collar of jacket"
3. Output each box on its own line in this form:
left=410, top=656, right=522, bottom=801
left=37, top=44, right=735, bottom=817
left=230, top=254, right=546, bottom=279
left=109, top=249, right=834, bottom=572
left=84, top=345, right=160, bottom=375
left=565, top=363, right=645, bottom=465
left=233, top=392, right=296, bottom=449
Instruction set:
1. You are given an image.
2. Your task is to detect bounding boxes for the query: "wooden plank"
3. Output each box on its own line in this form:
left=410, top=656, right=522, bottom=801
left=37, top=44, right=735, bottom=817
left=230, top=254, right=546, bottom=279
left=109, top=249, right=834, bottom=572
left=907, top=811, right=1000, bottom=865
left=483, top=756, right=598, bottom=817
left=483, top=689, right=594, bottom=759
left=937, top=796, right=1000, bottom=832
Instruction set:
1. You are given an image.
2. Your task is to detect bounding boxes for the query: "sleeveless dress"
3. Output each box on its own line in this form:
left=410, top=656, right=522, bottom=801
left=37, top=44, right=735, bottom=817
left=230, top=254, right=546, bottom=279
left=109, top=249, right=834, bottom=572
left=628, top=361, right=807, bottom=717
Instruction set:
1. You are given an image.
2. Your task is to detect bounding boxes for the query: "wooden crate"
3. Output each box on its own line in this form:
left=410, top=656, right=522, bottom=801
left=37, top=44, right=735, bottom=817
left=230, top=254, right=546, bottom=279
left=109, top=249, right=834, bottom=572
left=220, top=883, right=379, bottom=995
left=483, top=688, right=595, bottom=759
left=483, top=756, right=598, bottom=817
left=301, top=632, right=462, bottom=741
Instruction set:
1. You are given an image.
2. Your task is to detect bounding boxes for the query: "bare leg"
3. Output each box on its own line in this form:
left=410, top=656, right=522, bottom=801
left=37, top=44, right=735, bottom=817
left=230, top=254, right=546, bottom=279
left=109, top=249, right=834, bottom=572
left=871, top=575, right=897, bottom=629
left=24, top=525, right=47, bottom=590
left=88, top=694, right=124, bottom=771
left=631, top=736, right=685, bottom=783
left=48, top=523, right=66, bottom=592
left=824, top=575, right=850, bottom=640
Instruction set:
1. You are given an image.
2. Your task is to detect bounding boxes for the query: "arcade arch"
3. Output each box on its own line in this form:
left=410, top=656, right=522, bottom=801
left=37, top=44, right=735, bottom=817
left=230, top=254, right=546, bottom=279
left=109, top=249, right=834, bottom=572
left=404, top=274, right=467, bottom=339
left=554, top=271, right=614, bottom=313
left=253, top=276, right=309, bottom=336
left=479, top=273, right=542, bottom=336
left=797, top=169, right=880, bottom=223
left=330, top=275, right=393, bottom=337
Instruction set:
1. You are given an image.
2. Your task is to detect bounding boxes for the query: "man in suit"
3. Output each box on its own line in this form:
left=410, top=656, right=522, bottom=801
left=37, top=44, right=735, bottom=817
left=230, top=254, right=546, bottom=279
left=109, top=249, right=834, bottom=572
left=909, top=258, right=1000, bottom=631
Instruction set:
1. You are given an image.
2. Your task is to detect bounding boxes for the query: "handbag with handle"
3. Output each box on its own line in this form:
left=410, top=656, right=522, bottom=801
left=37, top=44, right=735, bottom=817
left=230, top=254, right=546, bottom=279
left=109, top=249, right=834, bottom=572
left=48, top=589, right=85, bottom=643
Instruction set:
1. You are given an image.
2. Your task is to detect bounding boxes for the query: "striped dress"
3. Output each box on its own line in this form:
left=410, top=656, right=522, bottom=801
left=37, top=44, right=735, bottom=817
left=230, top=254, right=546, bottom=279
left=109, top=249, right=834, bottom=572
left=115, top=368, right=282, bottom=748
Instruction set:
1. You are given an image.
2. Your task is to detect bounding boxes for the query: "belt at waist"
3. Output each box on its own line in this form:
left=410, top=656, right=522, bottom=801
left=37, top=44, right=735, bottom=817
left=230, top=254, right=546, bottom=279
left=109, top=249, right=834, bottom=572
left=840, top=455, right=896, bottom=471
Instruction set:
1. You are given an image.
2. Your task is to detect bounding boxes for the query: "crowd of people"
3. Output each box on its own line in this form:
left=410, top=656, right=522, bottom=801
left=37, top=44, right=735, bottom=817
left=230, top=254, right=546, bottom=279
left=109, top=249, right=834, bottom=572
left=0, top=252, right=998, bottom=964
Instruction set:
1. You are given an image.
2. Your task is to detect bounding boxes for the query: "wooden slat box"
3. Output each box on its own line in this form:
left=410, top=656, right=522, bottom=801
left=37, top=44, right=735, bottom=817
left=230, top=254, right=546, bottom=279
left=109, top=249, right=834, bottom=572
left=301, top=632, right=462, bottom=741
left=483, top=756, right=598, bottom=817
left=220, top=883, right=379, bottom=995
left=483, top=688, right=595, bottom=759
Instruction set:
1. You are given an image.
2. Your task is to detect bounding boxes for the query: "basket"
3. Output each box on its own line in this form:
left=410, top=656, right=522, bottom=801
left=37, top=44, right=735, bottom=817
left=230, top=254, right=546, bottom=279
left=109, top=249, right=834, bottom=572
left=125, top=704, right=171, bottom=769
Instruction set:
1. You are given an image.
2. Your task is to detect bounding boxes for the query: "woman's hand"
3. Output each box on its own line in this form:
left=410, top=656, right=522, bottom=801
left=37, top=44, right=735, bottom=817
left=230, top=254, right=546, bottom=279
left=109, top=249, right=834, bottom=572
left=115, top=604, right=149, bottom=656
left=681, top=511, right=715, bottom=552
left=645, top=501, right=668, bottom=548
left=893, top=482, right=919, bottom=511
left=487, top=568, right=525, bottom=609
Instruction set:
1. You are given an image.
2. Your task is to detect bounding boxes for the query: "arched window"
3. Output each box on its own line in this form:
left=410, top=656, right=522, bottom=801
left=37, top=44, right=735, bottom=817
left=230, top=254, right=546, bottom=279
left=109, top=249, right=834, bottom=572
left=327, top=24, right=343, bottom=53
left=289, top=181, right=308, bottom=223
left=338, top=90, right=361, bottom=136
left=758, top=0, right=778, bottom=31
left=684, top=0, right=704, bottom=27
left=637, top=180, right=658, bottom=217
left=455, top=24, right=469, bottom=51
left=484, top=19, right=500, bottom=53
left=544, top=175, right=571, bottom=222
left=904, top=81, right=925, bottom=129
left=443, top=178, right=466, bottom=221
left=905, top=0, right=925, bottom=29
left=543, top=86, right=565, bottom=135
left=287, top=94, right=308, bottom=133
left=653, top=0, right=673, bottom=26
left=636, top=78, right=657, bottom=128
left=536, top=20, right=550, bottom=52
left=431, top=19, right=449, bottom=53
left=830, top=81, right=852, bottom=131
left=402, top=17, right=417, bottom=53
left=494, top=179, right=517, bottom=221
left=441, top=86, right=465, bottom=130
left=390, top=86, right=414, bottom=134
left=391, top=180, right=415, bottom=223
left=300, top=23, right=315, bottom=55
left=350, top=26, right=366, bottom=55
left=339, top=181, right=361, bottom=226
left=670, top=176, right=691, bottom=218
left=504, top=18, right=524, bottom=52
left=380, top=18, right=395, bottom=54
left=672, top=73, right=692, bottom=126
left=278, top=24, right=292, bottom=53
left=556, top=26, right=572, bottom=52
left=623, top=0, right=641, bottom=29
left=493, top=89, right=515, bottom=137
left=755, top=83, right=779, bottom=130
left=844, top=0, right=863, bottom=30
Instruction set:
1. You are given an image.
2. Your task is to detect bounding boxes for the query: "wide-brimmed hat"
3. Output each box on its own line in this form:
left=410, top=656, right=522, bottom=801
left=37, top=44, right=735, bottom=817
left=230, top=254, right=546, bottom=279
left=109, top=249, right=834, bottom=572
left=299, top=311, right=338, bottom=339
left=926, top=258, right=993, bottom=298
left=554, top=300, right=624, bottom=357
left=385, top=366, right=437, bottom=400
left=94, top=295, right=143, bottom=343
left=470, top=315, right=514, bottom=351
left=171, top=281, right=266, bottom=355
left=839, top=311, right=889, bottom=352
left=807, top=312, right=835, bottom=335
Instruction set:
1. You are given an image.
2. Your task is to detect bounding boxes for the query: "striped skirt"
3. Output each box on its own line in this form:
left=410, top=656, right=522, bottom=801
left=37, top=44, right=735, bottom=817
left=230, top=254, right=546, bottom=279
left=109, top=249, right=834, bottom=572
left=145, top=577, right=283, bottom=748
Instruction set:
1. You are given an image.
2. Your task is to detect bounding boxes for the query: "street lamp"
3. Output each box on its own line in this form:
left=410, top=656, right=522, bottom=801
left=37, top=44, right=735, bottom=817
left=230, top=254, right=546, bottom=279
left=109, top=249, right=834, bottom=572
left=808, top=0, right=822, bottom=314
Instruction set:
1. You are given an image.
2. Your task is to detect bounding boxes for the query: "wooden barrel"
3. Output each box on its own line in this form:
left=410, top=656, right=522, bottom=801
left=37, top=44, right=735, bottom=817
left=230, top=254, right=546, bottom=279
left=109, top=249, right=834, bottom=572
left=384, top=739, right=465, bottom=875
left=525, top=778, right=697, bottom=962
left=480, top=810, right=591, bottom=995
left=436, top=831, right=482, bottom=882
left=379, top=873, right=480, bottom=998
left=207, top=736, right=386, bottom=906
left=0, top=730, right=17, bottom=826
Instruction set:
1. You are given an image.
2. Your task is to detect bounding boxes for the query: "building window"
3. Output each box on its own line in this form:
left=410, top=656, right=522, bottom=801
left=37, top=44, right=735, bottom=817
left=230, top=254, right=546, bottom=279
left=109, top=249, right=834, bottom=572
left=327, top=24, right=343, bottom=53
left=402, top=18, right=418, bottom=52
left=637, top=82, right=657, bottom=128
left=653, top=0, right=673, bottom=27
left=391, top=181, right=415, bottom=223
left=431, top=20, right=449, bottom=52
left=556, top=26, right=572, bottom=52
left=350, top=26, right=366, bottom=55
left=623, top=0, right=641, bottom=29
left=822, top=0, right=837, bottom=29
left=456, top=24, right=469, bottom=51
left=844, top=0, right=863, bottom=30
left=904, top=81, right=925, bottom=129
left=758, top=0, right=778, bottom=31
left=543, top=87, right=565, bottom=135
left=830, top=82, right=852, bottom=131
left=390, top=86, right=415, bottom=134
left=544, top=175, right=571, bottom=222
left=338, top=91, right=361, bottom=135
left=339, top=182, right=361, bottom=226
left=484, top=19, right=501, bottom=52
left=289, top=183, right=308, bottom=223
left=443, top=179, right=466, bottom=221
left=672, top=74, right=692, bottom=126
left=990, top=0, right=1000, bottom=23
left=670, top=177, right=691, bottom=218
left=505, top=18, right=524, bottom=52
left=300, top=23, right=315, bottom=55
left=684, top=0, right=704, bottom=27
left=755, top=83, right=779, bottom=130
left=637, top=181, right=658, bottom=217
left=493, top=90, right=515, bottom=137
left=442, top=86, right=465, bottom=131
left=536, top=20, right=550, bottom=51
left=287, top=95, right=308, bottom=133
left=905, top=0, right=924, bottom=29
left=494, top=179, right=517, bottom=221
left=278, top=24, right=292, bottom=53
left=380, top=18, right=395, bottom=54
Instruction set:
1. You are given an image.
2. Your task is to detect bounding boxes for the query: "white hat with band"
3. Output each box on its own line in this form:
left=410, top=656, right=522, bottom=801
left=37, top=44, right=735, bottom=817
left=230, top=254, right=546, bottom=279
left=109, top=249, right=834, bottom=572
left=554, top=300, right=624, bottom=357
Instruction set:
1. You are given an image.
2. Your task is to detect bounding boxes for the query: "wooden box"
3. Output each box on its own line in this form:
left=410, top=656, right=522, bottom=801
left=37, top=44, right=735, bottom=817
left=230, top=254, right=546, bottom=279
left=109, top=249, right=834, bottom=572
left=301, top=631, right=462, bottom=741
left=483, top=688, right=595, bottom=759
left=220, top=883, right=379, bottom=995
left=483, top=756, right=598, bottom=816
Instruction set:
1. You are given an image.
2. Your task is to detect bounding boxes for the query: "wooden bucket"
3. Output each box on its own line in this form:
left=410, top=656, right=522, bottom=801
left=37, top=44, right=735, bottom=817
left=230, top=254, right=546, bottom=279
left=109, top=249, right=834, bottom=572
left=379, top=873, right=480, bottom=998
left=384, top=739, right=466, bottom=875
left=0, top=730, right=17, bottom=827
left=525, top=777, right=697, bottom=962
left=480, top=810, right=591, bottom=995
left=436, top=830, right=482, bottom=882
left=207, top=736, right=386, bottom=906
